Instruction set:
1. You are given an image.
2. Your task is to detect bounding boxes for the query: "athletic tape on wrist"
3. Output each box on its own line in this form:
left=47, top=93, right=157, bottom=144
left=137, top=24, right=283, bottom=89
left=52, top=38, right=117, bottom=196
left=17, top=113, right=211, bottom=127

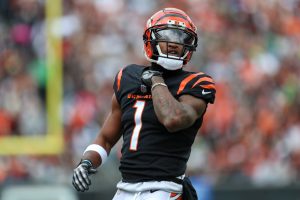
left=83, top=144, right=108, bottom=166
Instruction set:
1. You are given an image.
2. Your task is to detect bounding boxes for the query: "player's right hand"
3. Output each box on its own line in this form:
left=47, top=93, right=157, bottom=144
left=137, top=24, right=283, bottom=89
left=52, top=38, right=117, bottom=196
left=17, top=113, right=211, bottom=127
left=72, top=160, right=97, bottom=192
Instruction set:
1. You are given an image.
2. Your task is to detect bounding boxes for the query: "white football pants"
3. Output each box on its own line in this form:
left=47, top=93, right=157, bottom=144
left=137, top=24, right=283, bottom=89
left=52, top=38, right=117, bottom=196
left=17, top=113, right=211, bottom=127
left=112, top=180, right=183, bottom=200
left=112, top=189, right=182, bottom=200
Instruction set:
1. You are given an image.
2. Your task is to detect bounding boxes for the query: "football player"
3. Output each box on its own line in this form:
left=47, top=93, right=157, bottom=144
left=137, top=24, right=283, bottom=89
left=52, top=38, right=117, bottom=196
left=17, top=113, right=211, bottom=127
left=72, top=8, right=216, bottom=200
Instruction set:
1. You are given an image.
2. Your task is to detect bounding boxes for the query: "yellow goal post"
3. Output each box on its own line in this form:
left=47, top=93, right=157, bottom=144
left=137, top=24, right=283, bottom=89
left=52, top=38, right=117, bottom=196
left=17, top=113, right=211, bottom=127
left=0, top=0, right=63, bottom=155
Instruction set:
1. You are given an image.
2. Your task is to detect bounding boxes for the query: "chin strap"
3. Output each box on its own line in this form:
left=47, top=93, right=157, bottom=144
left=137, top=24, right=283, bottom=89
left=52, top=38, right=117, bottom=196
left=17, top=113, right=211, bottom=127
left=156, top=56, right=183, bottom=70
left=144, top=52, right=183, bottom=71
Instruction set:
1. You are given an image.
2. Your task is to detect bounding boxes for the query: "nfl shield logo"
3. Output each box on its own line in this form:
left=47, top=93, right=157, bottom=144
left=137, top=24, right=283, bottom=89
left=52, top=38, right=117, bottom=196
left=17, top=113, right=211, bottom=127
left=141, top=84, right=147, bottom=93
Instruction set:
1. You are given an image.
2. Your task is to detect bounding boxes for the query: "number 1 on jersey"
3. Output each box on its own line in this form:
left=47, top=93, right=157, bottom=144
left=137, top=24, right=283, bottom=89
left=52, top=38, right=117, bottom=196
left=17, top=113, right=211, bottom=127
left=130, top=100, right=145, bottom=151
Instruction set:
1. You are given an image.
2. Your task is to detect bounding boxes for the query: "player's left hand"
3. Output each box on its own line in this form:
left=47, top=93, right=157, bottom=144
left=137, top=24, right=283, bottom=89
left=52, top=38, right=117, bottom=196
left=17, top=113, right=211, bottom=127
left=141, top=69, right=163, bottom=87
left=72, top=160, right=97, bottom=192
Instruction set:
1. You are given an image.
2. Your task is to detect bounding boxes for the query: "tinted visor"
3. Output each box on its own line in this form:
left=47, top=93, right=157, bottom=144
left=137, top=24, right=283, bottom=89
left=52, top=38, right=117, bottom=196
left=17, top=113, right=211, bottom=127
left=154, top=29, right=194, bottom=45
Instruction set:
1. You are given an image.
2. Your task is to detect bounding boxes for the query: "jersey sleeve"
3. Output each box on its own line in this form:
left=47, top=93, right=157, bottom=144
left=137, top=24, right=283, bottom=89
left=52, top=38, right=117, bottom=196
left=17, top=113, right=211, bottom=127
left=176, top=73, right=216, bottom=104
left=113, top=67, right=125, bottom=104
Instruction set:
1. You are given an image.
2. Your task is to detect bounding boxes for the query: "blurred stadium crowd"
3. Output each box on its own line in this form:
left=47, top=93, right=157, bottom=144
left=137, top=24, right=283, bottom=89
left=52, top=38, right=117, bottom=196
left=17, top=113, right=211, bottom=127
left=0, top=0, right=300, bottom=189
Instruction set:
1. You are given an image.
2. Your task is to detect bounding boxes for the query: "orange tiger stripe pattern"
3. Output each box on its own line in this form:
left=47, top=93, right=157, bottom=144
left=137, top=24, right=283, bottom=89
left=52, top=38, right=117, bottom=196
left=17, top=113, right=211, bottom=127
left=192, top=76, right=215, bottom=90
left=177, top=72, right=204, bottom=95
left=117, top=68, right=123, bottom=91
left=192, top=77, right=214, bottom=88
left=201, top=84, right=216, bottom=90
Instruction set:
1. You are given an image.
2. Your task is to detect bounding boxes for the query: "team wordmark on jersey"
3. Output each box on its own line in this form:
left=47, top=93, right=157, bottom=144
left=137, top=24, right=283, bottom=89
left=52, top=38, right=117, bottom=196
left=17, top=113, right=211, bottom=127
left=128, top=94, right=152, bottom=100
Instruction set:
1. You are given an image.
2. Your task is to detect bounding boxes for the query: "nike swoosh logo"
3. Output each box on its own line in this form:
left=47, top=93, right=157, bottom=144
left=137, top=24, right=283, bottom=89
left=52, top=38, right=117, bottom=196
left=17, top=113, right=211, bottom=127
left=202, top=90, right=211, bottom=95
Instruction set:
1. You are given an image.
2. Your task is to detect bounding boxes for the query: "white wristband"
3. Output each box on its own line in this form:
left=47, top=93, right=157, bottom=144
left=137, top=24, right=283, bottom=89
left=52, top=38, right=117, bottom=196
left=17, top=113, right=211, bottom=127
left=83, top=144, right=108, bottom=166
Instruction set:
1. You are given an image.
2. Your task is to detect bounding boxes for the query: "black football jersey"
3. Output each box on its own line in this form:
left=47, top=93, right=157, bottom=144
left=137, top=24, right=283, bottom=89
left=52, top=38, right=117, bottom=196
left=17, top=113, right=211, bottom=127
left=113, top=64, right=216, bottom=183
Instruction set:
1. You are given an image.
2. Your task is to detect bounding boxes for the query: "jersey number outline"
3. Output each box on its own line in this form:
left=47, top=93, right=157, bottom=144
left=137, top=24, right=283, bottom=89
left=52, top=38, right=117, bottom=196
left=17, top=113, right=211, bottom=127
left=129, top=100, right=145, bottom=151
